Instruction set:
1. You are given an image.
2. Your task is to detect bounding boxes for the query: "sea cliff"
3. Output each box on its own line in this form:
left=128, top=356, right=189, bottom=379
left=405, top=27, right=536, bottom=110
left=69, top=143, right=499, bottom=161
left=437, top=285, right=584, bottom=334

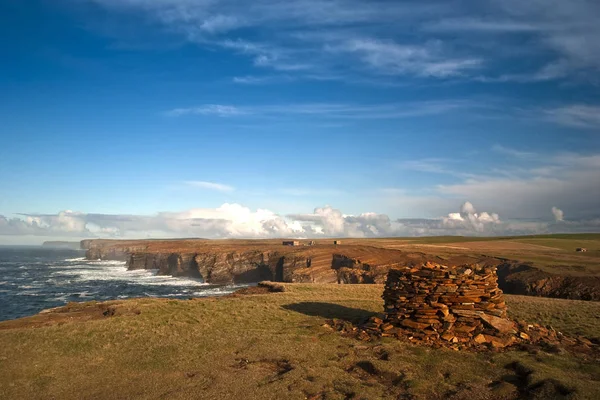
left=80, top=238, right=600, bottom=300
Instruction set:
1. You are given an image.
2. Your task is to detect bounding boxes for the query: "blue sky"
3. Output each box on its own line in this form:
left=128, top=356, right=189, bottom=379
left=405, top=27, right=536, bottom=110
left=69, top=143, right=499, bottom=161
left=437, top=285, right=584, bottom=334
left=1, top=0, right=599, bottom=243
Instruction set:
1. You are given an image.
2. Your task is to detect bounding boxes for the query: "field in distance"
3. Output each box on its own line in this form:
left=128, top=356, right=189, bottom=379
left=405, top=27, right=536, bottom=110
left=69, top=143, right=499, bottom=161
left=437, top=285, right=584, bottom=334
left=340, top=233, right=600, bottom=276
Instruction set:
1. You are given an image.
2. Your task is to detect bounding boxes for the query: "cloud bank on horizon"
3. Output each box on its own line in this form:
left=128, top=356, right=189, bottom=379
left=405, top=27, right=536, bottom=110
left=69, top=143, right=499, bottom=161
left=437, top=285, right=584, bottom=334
left=1, top=202, right=597, bottom=242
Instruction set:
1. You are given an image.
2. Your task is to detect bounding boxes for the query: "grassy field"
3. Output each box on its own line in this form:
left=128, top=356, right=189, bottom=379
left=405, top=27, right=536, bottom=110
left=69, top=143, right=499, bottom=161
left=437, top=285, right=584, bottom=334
left=506, top=295, right=600, bottom=338
left=1, top=284, right=599, bottom=399
left=345, top=234, right=600, bottom=276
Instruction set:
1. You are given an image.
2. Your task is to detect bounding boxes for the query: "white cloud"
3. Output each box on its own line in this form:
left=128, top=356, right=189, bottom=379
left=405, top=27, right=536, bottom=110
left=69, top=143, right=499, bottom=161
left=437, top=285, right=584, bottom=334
left=184, top=181, right=235, bottom=192
left=441, top=202, right=500, bottom=233
left=552, top=206, right=564, bottom=221
left=385, top=147, right=600, bottom=221
left=2, top=200, right=598, bottom=242
left=436, top=166, right=600, bottom=220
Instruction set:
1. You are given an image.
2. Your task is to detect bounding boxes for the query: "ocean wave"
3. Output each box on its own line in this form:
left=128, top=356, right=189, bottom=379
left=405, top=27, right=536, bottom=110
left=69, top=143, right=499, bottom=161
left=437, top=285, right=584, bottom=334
left=88, top=260, right=127, bottom=266
left=18, top=284, right=43, bottom=289
left=51, top=264, right=207, bottom=287
left=0, top=249, right=241, bottom=321
left=17, top=291, right=42, bottom=296
left=191, top=286, right=240, bottom=297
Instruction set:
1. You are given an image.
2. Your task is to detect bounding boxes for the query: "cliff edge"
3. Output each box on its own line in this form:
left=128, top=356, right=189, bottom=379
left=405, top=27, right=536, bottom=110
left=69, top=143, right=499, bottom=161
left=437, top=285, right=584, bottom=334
left=80, top=238, right=600, bottom=300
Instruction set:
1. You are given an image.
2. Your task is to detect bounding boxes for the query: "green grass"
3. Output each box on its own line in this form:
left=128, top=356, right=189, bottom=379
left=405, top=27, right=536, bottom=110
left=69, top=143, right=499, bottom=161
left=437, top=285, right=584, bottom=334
left=506, top=295, right=600, bottom=338
left=512, top=238, right=600, bottom=254
left=1, top=285, right=599, bottom=399
left=359, top=234, right=600, bottom=275
left=415, top=235, right=600, bottom=275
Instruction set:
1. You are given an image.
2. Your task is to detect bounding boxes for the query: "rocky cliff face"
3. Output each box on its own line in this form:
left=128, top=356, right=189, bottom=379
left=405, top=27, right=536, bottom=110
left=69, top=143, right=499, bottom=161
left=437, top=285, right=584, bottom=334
left=332, top=254, right=383, bottom=284
left=497, top=262, right=600, bottom=301
left=125, top=249, right=314, bottom=285
left=81, top=240, right=320, bottom=284
left=85, top=245, right=145, bottom=262
left=79, top=239, right=600, bottom=301
left=331, top=254, right=429, bottom=284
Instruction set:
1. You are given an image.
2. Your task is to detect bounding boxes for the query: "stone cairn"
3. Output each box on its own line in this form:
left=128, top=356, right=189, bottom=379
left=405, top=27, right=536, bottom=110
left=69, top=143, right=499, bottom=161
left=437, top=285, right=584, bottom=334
left=380, top=262, right=517, bottom=348
left=324, top=262, right=598, bottom=352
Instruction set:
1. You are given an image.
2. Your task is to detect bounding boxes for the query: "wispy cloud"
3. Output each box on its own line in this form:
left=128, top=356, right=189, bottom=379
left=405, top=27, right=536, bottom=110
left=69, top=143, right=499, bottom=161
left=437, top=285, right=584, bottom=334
left=382, top=146, right=600, bottom=220
left=166, top=100, right=476, bottom=119
left=232, top=75, right=295, bottom=84
left=167, top=104, right=247, bottom=117
left=84, top=0, right=600, bottom=84
left=219, top=39, right=312, bottom=71
left=492, top=144, right=536, bottom=158
left=198, top=14, right=244, bottom=34
left=474, top=60, right=572, bottom=83
left=544, top=105, right=600, bottom=129
left=396, top=158, right=481, bottom=180
left=423, top=18, right=542, bottom=33
left=430, top=0, right=600, bottom=81
left=434, top=150, right=600, bottom=219
left=184, top=181, right=235, bottom=192
left=398, top=158, right=459, bottom=175
left=332, top=38, right=482, bottom=77
left=278, top=188, right=345, bottom=197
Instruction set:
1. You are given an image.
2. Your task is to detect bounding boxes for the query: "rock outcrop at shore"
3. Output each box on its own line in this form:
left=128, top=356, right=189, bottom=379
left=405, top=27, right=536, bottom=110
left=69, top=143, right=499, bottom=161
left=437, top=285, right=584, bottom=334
left=81, top=239, right=426, bottom=285
left=127, top=250, right=314, bottom=284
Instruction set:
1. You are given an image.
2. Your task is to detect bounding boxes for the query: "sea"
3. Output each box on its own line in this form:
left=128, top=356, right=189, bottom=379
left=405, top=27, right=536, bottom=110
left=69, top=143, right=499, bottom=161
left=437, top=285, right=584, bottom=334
left=0, top=246, right=245, bottom=322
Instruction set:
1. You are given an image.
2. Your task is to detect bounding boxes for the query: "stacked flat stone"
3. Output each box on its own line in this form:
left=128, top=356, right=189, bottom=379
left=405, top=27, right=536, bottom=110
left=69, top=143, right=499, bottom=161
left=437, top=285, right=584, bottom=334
left=382, top=262, right=515, bottom=347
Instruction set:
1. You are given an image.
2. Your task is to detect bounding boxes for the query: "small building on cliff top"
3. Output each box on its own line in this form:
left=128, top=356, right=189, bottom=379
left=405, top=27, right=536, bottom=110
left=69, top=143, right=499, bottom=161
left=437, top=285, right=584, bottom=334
left=576, top=247, right=587, bottom=252
left=283, top=240, right=300, bottom=246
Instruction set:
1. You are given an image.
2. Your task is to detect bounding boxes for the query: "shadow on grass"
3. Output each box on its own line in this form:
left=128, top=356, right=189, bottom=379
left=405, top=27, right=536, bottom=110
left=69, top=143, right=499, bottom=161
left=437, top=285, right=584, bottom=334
left=282, top=302, right=376, bottom=323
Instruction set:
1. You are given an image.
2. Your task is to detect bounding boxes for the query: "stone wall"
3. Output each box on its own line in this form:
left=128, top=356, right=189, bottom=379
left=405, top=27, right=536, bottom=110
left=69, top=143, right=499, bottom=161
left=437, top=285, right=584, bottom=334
left=382, top=262, right=516, bottom=347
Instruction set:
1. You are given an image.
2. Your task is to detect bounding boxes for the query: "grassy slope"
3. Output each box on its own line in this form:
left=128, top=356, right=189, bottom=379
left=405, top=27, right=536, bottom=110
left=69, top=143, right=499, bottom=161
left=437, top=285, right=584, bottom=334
left=1, top=285, right=599, bottom=400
